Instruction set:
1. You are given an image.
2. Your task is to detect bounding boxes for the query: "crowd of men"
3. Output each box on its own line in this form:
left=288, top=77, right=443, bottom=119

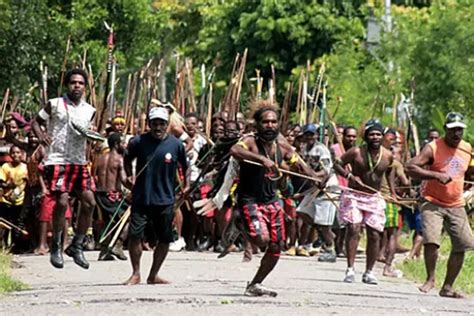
left=0, top=68, right=473, bottom=298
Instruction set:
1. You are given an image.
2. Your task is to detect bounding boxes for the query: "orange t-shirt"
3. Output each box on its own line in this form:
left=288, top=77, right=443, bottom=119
left=422, top=139, right=472, bottom=208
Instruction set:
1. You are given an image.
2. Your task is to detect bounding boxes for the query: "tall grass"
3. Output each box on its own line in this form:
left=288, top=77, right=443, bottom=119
left=398, top=235, right=474, bottom=295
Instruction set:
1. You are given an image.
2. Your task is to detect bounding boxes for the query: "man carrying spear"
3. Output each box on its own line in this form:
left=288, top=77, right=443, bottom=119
left=32, top=68, right=97, bottom=269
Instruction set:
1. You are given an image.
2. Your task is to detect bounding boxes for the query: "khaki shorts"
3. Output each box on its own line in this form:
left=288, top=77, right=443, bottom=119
left=421, top=201, right=474, bottom=252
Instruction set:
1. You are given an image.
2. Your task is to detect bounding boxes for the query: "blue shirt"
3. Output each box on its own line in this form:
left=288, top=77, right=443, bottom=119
left=126, top=133, right=187, bottom=206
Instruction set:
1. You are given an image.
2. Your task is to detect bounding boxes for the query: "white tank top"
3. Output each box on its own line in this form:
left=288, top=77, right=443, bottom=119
left=43, top=96, right=96, bottom=165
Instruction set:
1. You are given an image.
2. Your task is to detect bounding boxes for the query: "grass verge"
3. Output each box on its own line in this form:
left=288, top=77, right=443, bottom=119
left=0, top=252, right=27, bottom=293
left=398, top=234, right=474, bottom=295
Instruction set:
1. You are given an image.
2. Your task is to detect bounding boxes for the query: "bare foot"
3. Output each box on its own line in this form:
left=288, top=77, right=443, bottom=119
left=142, top=242, right=153, bottom=251
left=146, top=276, right=170, bottom=284
left=419, top=280, right=435, bottom=293
left=377, top=256, right=386, bottom=263
left=383, top=266, right=403, bottom=278
left=34, top=247, right=49, bottom=255
left=439, top=287, right=464, bottom=299
left=123, top=274, right=141, bottom=285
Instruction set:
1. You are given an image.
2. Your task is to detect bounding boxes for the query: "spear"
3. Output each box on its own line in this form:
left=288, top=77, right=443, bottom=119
left=40, top=61, right=48, bottom=107
left=296, top=70, right=304, bottom=125
left=206, top=83, right=213, bottom=137
left=0, top=88, right=10, bottom=122
left=309, top=63, right=325, bottom=123
left=97, top=22, right=114, bottom=133
left=319, top=81, right=327, bottom=143
left=280, top=82, right=293, bottom=132
left=58, top=35, right=71, bottom=96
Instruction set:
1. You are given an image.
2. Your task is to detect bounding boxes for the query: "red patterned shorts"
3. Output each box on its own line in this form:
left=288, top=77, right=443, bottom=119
left=240, top=200, right=286, bottom=243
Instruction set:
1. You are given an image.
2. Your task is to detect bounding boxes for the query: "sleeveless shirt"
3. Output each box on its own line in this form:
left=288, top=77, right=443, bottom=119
left=238, top=140, right=283, bottom=204
left=422, top=138, right=471, bottom=208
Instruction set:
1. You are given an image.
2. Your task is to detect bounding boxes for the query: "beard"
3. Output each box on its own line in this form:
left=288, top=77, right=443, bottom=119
left=258, top=128, right=279, bottom=142
left=367, top=140, right=381, bottom=149
left=68, top=90, right=82, bottom=102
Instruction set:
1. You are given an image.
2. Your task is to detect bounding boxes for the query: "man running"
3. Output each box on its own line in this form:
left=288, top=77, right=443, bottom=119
left=32, top=68, right=96, bottom=269
left=124, top=107, right=187, bottom=285
left=335, top=119, right=394, bottom=284
left=406, top=112, right=474, bottom=298
left=230, top=100, right=317, bottom=297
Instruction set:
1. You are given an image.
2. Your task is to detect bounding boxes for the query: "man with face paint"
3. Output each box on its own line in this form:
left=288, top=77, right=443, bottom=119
left=406, top=112, right=474, bottom=298
left=335, top=119, right=394, bottom=285
left=230, top=100, right=319, bottom=297
left=31, top=68, right=97, bottom=269
left=124, top=107, right=188, bottom=285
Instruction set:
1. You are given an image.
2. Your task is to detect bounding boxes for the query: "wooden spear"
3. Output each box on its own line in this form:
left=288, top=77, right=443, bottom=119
left=58, top=35, right=71, bottom=96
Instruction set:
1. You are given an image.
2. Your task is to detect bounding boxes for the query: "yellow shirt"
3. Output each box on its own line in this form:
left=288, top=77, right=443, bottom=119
left=0, top=162, right=28, bottom=206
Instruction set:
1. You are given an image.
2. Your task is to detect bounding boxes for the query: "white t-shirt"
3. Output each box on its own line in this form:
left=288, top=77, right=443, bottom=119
left=302, top=141, right=339, bottom=189
left=43, top=96, right=96, bottom=165
left=189, top=134, right=207, bottom=182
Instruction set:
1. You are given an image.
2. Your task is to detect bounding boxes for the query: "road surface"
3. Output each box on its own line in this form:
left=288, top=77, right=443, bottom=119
left=2, top=251, right=473, bottom=315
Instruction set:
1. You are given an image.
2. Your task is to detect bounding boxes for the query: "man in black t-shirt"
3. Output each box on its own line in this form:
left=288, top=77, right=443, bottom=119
left=123, top=107, right=188, bottom=285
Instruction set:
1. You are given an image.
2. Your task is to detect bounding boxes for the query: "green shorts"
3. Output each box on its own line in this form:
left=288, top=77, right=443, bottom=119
left=384, top=202, right=399, bottom=228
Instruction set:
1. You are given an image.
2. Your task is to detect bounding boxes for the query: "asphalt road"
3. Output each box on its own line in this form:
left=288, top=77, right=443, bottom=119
left=2, top=251, right=473, bottom=315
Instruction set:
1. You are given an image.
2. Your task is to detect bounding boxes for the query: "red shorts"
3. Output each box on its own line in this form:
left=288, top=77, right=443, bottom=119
left=39, top=194, right=72, bottom=222
left=199, top=184, right=214, bottom=218
left=240, top=200, right=286, bottom=244
left=283, top=198, right=297, bottom=220
left=44, top=164, right=95, bottom=193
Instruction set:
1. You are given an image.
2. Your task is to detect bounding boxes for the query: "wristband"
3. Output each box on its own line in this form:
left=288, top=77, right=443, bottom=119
left=38, top=108, right=50, bottom=120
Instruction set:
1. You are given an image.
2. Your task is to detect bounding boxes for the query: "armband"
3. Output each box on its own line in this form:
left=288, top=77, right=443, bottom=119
left=236, top=141, right=249, bottom=150
left=179, top=132, right=189, bottom=141
left=287, top=153, right=299, bottom=166
left=38, top=108, right=50, bottom=120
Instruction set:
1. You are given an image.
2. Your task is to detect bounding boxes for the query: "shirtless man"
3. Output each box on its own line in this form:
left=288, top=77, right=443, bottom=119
left=335, top=119, right=394, bottom=284
left=230, top=101, right=318, bottom=296
left=94, top=133, right=129, bottom=261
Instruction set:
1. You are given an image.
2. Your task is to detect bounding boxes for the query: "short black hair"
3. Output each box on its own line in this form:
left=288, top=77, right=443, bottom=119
left=343, top=125, right=357, bottom=136
left=185, top=112, right=200, bottom=120
left=64, top=68, right=88, bottom=85
left=225, top=120, right=239, bottom=131
left=9, top=145, right=20, bottom=155
left=108, top=132, right=122, bottom=149
left=253, top=107, right=278, bottom=123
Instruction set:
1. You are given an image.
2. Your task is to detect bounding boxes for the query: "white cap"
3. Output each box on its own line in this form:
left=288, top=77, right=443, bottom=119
left=148, top=107, right=169, bottom=122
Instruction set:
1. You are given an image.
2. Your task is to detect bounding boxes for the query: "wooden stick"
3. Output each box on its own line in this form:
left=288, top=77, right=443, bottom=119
left=0, top=217, right=28, bottom=235
left=1, top=88, right=10, bottom=122
left=242, top=160, right=412, bottom=207
left=108, top=208, right=130, bottom=249
left=243, top=159, right=321, bottom=183
left=206, top=84, right=213, bottom=137
left=58, top=35, right=71, bottom=96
